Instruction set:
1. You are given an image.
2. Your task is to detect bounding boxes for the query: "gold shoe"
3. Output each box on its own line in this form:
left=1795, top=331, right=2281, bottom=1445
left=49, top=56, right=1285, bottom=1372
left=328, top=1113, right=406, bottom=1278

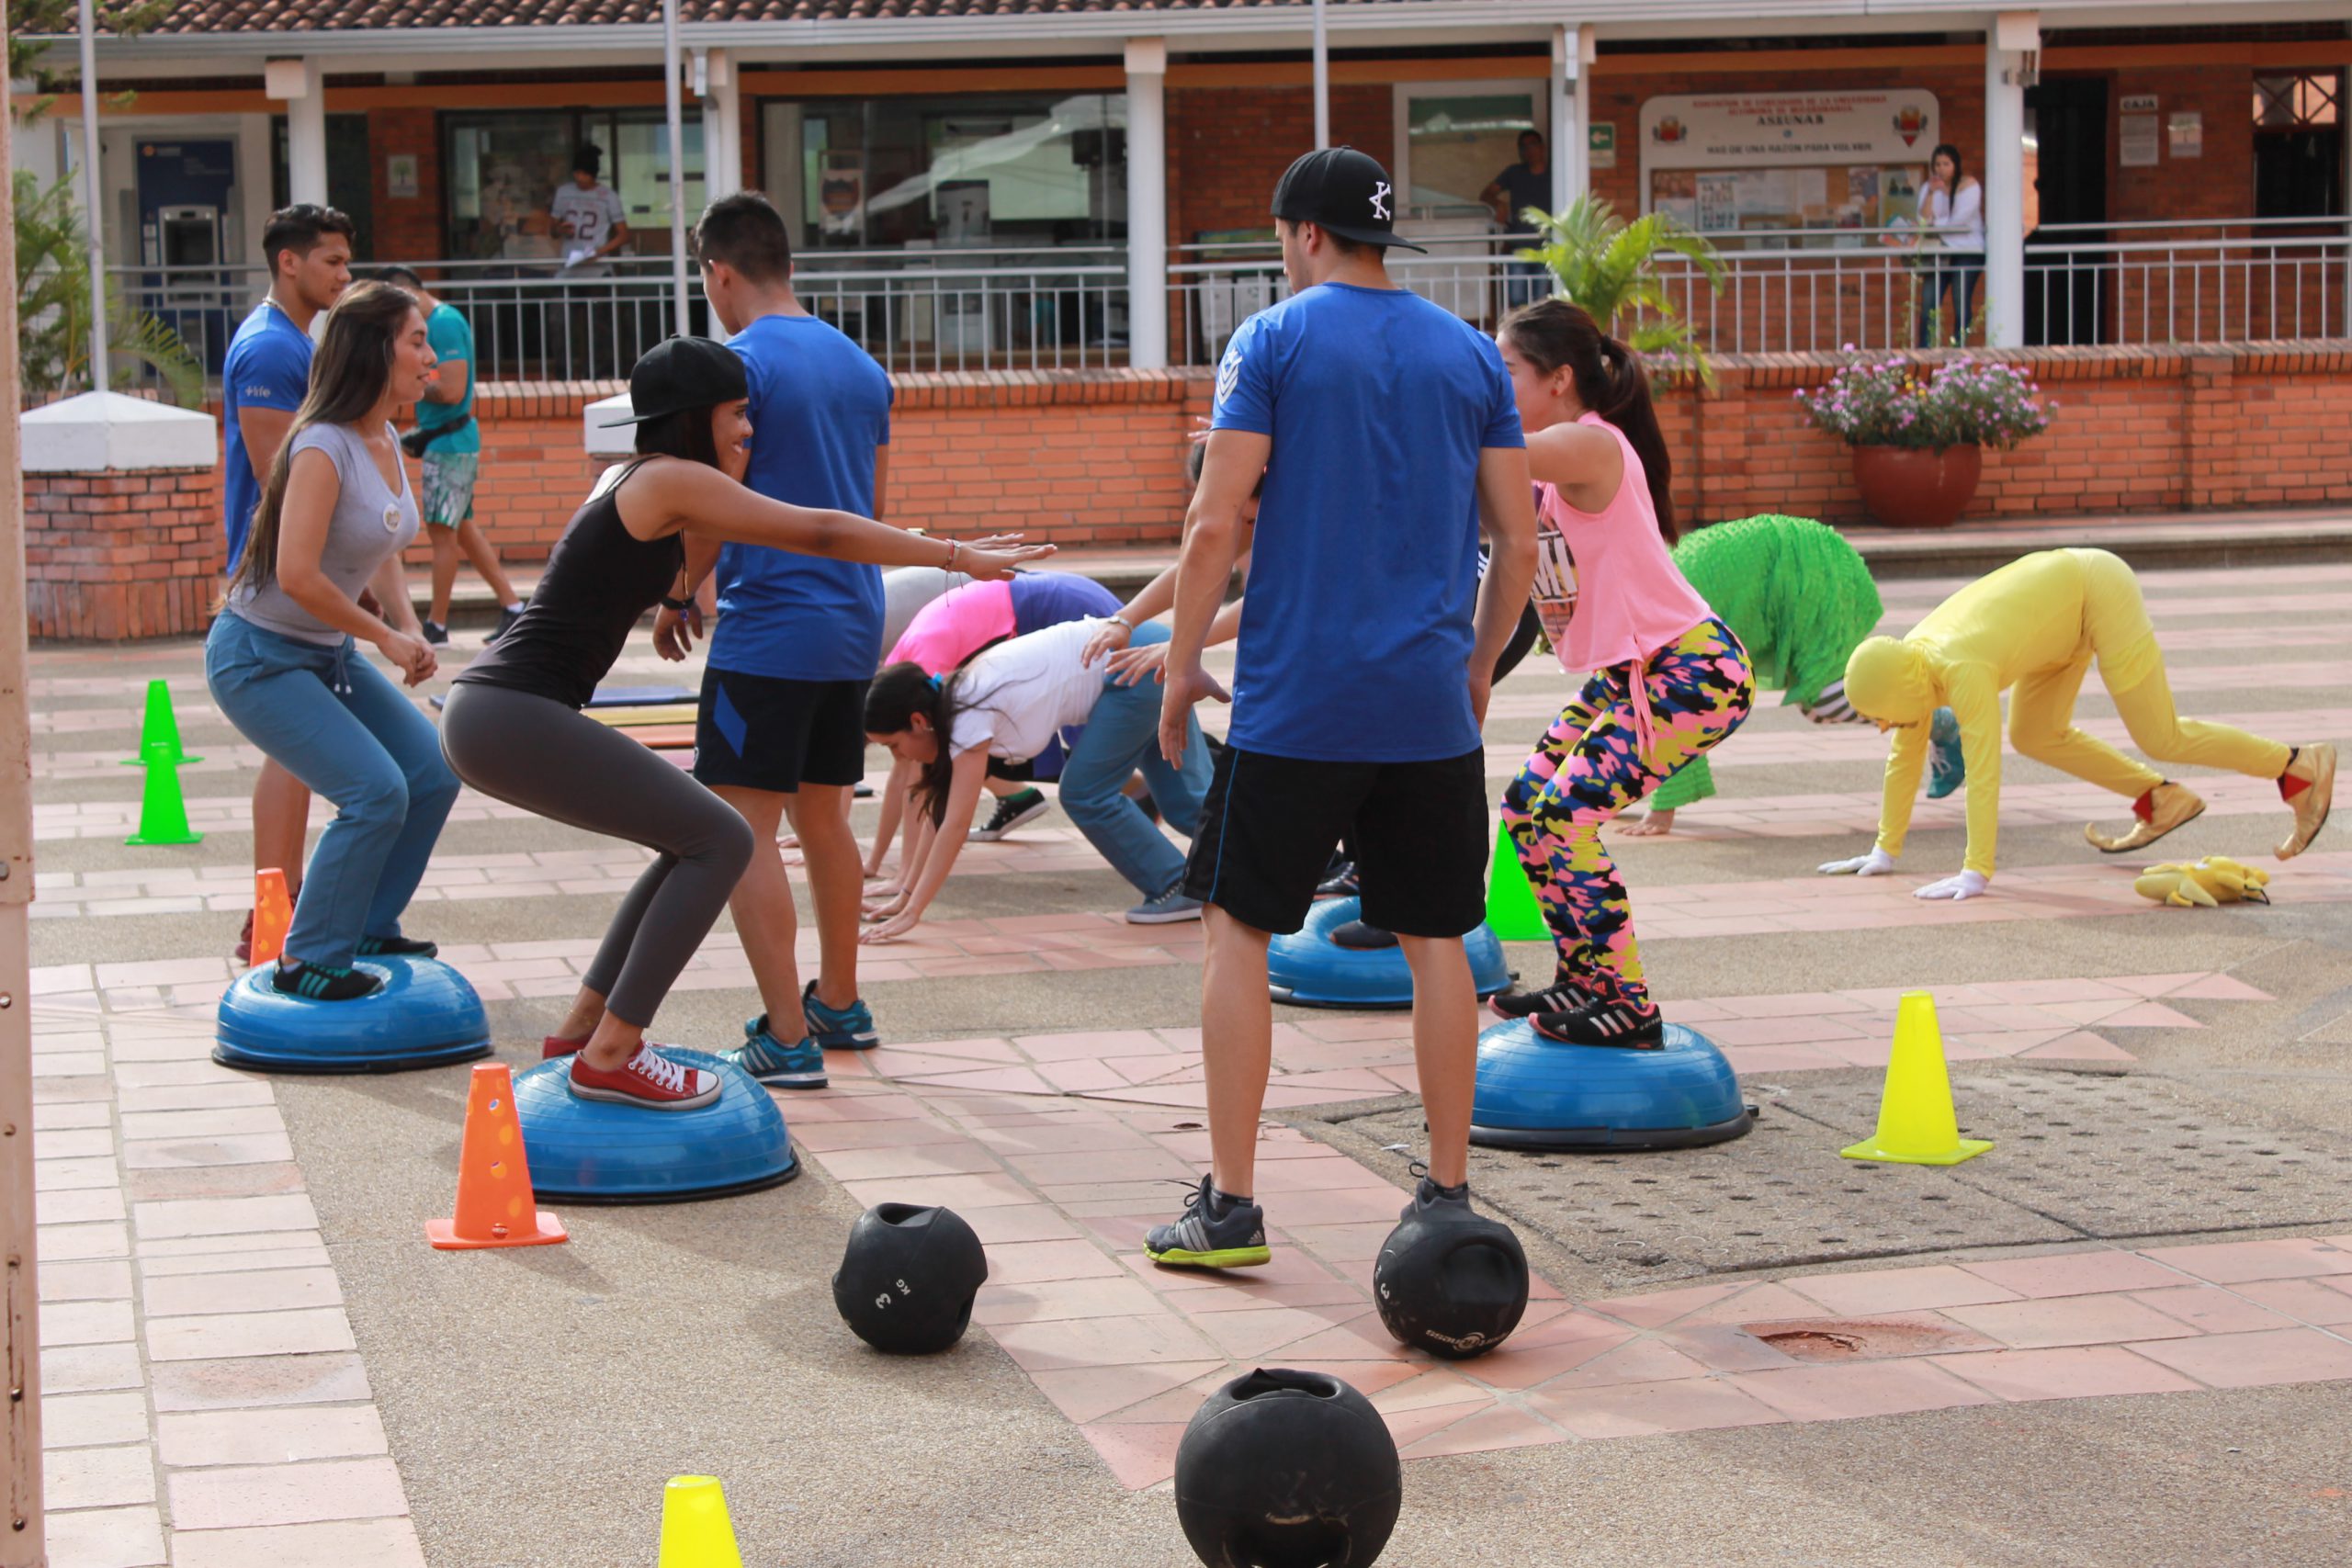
left=2278, top=742, right=2335, bottom=860
left=2086, top=782, right=2205, bottom=853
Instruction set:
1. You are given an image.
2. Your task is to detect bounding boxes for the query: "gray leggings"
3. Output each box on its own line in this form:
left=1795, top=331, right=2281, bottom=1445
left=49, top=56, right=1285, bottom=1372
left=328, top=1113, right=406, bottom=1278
left=440, top=682, right=754, bottom=1028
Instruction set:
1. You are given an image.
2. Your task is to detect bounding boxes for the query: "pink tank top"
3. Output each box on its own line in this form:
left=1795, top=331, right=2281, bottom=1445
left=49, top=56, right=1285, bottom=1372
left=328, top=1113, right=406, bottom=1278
left=1534, top=413, right=1714, bottom=673
left=887, top=580, right=1016, bottom=673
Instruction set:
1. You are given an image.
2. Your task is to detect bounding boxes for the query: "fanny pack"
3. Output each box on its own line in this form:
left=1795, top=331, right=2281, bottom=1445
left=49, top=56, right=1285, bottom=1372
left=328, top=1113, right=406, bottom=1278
left=400, top=418, right=473, bottom=460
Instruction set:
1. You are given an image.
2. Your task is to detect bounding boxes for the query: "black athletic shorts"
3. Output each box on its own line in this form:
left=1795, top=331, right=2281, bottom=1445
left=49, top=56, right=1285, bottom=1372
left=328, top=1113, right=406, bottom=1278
left=1182, top=746, right=1487, bottom=937
left=692, top=670, right=869, bottom=792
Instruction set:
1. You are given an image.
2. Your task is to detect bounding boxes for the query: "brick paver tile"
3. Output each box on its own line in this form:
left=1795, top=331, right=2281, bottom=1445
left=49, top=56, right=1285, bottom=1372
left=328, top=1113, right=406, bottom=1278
left=2233, top=1278, right=2352, bottom=1326
left=1959, top=1250, right=2193, bottom=1298
left=989, top=1313, right=1222, bottom=1373
left=164, top=1518, right=427, bottom=1568
left=2127, top=1326, right=2352, bottom=1389
left=2130, top=1285, right=2299, bottom=1336
left=130, top=1194, right=318, bottom=1242
left=38, top=1300, right=134, bottom=1347
left=40, top=1341, right=143, bottom=1393
left=1399, top=1402, right=1566, bottom=1460
left=1026, top=1361, right=1228, bottom=1425
left=39, top=1260, right=134, bottom=1303
left=1536, top=1377, right=1788, bottom=1439
left=41, top=1505, right=165, bottom=1568
left=141, top=1268, right=344, bottom=1320
left=1730, top=1358, right=1997, bottom=1421
left=1789, top=1263, right=2026, bottom=1316
left=157, top=1406, right=390, bottom=1467
left=40, top=1392, right=150, bottom=1450
left=149, top=1352, right=373, bottom=1413
left=2140, top=1237, right=2352, bottom=1285
left=41, top=1443, right=157, bottom=1509
left=1940, top=1345, right=2205, bottom=1402
left=166, top=1457, right=409, bottom=1530
left=1944, top=1293, right=2205, bottom=1349
left=1077, top=1420, right=1188, bottom=1491
left=972, top=1276, right=1170, bottom=1326
left=145, top=1307, right=357, bottom=1362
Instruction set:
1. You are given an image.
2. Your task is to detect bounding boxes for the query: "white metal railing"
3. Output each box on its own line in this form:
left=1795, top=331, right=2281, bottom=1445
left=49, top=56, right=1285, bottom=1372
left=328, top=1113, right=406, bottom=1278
left=97, top=215, right=2352, bottom=399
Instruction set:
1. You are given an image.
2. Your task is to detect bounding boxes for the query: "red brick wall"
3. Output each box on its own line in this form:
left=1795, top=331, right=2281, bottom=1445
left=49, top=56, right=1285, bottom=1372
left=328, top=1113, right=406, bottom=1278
left=27, top=468, right=223, bottom=641
left=1169, top=84, right=1393, bottom=243
left=369, top=107, right=443, bottom=266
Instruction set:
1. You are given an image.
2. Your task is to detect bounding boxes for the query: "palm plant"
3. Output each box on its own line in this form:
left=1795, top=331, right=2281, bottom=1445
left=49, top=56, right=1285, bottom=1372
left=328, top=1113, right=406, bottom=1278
left=1514, top=196, right=1727, bottom=383
left=15, top=169, right=204, bottom=407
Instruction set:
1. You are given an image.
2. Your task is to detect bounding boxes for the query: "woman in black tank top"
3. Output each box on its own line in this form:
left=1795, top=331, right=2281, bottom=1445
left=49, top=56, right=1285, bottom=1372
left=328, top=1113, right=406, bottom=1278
left=440, top=336, right=1048, bottom=1111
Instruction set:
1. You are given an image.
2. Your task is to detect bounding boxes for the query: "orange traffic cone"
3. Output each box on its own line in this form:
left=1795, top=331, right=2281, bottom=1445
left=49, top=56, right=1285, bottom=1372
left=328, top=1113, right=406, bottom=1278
left=249, top=869, right=295, bottom=969
left=426, top=1063, right=568, bottom=1250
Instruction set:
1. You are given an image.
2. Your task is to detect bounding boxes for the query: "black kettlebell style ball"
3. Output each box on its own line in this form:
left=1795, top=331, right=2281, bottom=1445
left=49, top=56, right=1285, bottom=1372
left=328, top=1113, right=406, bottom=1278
left=1173, top=1368, right=1401, bottom=1568
left=1374, top=1210, right=1530, bottom=1360
left=831, top=1202, right=989, bottom=1355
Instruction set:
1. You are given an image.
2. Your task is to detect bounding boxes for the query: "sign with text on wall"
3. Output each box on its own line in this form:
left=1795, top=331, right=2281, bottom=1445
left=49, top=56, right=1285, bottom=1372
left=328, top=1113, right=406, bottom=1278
left=1638, top=89, right=1941, bottom=234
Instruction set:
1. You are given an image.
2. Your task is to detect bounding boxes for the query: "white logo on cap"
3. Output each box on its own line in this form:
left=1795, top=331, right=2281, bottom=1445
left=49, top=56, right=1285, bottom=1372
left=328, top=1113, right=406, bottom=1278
left=1371, top=181, right=1392, bottom=222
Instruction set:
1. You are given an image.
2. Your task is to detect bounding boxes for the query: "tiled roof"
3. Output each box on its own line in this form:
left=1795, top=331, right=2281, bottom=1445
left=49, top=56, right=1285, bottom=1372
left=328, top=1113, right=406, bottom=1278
left=143, top=0, right=1373, bottom=34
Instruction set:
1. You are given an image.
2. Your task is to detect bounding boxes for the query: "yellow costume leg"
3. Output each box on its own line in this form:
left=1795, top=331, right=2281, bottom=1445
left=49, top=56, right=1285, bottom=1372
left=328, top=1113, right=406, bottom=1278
left=2008, top=654, right=2162, bottom=798
left=2078, top=549, right=2293, bottom=781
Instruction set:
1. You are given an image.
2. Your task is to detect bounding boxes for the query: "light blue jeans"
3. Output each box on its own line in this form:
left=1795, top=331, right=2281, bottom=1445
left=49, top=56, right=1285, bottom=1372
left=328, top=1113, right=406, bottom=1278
left=1057, top=621, right=1212, bottom=899
left=205, top=613, right=459, bottom=969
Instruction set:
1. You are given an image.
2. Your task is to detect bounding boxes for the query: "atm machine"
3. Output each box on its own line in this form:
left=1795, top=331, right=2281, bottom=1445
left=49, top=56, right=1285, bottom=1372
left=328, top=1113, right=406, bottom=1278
left=137, top=140, right=238, bottom=373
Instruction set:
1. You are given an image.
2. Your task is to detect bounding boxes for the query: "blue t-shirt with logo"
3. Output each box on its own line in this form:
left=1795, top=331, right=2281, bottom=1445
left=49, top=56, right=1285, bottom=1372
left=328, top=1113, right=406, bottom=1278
left=1211, top=282, right=1523, bottom=762
left=220, top=300, right=313, bottom=573
left=708, top=314, right=894, bottom=682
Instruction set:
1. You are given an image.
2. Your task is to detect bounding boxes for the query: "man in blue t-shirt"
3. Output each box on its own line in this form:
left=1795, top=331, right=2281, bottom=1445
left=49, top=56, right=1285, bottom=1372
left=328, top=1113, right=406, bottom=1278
left=220, top=204, right=353, bottom=964
left=660, top=191, right=894, bottom=1082
left=1147, top=147, right=1537, bottom=1276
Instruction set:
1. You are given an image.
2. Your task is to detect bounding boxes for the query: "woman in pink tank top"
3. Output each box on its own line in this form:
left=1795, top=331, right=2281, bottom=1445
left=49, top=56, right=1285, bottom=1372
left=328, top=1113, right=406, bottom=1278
left=1486, top=300, right=1756, bottom=1048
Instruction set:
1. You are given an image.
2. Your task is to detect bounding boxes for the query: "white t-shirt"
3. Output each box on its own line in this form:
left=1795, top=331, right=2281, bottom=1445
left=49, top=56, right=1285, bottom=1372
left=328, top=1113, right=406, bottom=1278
left=551, top=182, right=627, bottom=273
left=946, top=619, right=1111, bottom=763
left=1918, top=180, right=1984, bottom=254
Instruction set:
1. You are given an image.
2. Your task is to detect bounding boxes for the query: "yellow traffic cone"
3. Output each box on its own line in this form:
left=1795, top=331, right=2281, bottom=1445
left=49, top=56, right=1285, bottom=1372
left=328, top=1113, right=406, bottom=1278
left=1838, top=991, right=1992, bottom=1166
left=657, top=1475, right=744, bottom=1568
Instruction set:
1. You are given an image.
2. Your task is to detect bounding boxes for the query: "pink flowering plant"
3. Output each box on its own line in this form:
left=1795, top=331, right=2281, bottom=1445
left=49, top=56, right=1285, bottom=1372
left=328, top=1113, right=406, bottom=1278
left=1796, top=355, right=2054, bottom=452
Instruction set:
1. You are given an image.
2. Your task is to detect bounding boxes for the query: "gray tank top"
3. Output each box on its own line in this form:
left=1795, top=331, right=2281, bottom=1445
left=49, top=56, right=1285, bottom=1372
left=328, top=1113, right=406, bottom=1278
left=227, top=421, right=419, bottom=647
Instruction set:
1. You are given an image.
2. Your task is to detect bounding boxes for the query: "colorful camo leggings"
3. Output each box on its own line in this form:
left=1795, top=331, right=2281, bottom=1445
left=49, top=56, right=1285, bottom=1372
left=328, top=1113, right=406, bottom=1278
left=1501, top=617, right=1756, bottom=1003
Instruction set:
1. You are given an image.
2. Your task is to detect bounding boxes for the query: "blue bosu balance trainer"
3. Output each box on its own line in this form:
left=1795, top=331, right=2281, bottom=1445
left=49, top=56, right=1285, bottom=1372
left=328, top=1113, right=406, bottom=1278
left=1470, top=1019, right=1754, bottom=1152
left=511, top=1049, right=798, bottom=1203
left=1267, top=896, right=1513, bottom=1010
left=214, top=956, right=492, bottom=1073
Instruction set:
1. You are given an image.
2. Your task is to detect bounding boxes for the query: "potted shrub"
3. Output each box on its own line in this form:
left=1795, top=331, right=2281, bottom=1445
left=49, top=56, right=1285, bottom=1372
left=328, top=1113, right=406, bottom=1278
left=1797, top=355, right=2053, bottom=527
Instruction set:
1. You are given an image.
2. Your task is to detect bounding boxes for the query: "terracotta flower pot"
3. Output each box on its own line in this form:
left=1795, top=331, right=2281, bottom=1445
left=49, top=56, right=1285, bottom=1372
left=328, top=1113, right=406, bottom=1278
left=1849, top=444, right=1984, bottom=529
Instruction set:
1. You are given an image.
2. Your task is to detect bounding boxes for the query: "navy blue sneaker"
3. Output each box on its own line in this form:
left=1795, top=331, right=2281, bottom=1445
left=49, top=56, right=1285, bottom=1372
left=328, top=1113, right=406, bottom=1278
left=721, top=1014, right=828, bottom=1089
left=803, top=980, right=878, bottom=1051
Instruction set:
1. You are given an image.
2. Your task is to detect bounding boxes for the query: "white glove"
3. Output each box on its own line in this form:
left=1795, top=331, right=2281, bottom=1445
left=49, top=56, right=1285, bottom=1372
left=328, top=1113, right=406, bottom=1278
left=1817, top=846, right=1898, bottom=876
left=1914, top=870, right=1990, bottom=901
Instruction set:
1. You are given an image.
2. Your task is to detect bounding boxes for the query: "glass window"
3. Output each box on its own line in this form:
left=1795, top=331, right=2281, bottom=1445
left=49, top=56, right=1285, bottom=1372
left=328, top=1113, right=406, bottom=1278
left=764, top=93, right=1127, bottom=251
left=1404, top=92, right=1538, bottom=217
left=443, top=110, right=706, bottom=260
left=2254, top=73, right=2346, bottom=219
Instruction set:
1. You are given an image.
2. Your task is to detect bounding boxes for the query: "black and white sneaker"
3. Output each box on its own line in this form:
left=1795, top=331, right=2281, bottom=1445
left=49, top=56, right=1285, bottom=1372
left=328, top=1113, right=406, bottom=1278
left=1487, top=973, right=1599, bottom=1021
left=486, top=604, right=526, bottom=645
left=1531, top=990, right=1664, bottom=1049
left=419, top=618, right=450, bottom=647
left=1399, top=1161, right=1476, bottom=1224
left=1315, top=857, right=1361, bottom=899
left=1144, top=1175, right=1271, bottom=1269
left=356, top=933, right=438, bottom=960
left=970, top=786, right=1049, bottom=841
left=271, top=959, right=384, bottom=1002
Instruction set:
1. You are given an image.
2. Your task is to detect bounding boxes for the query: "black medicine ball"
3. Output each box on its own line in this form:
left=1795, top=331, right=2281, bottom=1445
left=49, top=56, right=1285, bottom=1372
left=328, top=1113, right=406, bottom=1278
left=831, top=1202, right=989, bottom=1355
left=1173, top=1368, right=1401, bottom=1568
left=1373, top=1209, right=1529, bottom=1360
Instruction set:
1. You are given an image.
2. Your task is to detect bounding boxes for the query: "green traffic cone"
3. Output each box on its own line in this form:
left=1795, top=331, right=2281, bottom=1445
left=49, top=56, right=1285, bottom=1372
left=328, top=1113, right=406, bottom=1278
left=121, top=678, right=200, bottom=767
left=1485, top=820, right=1548, bottom=940
left=125, top=758, right=202, bottom=846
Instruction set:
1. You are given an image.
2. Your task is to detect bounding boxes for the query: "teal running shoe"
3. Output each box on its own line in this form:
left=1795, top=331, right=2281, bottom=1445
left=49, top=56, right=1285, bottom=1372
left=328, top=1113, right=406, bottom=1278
left=1927, top=705, right=1967, bottom=801
left=803, top=980, right=878, bottom=1051
left=722, top=1015, right=828, bottom=1089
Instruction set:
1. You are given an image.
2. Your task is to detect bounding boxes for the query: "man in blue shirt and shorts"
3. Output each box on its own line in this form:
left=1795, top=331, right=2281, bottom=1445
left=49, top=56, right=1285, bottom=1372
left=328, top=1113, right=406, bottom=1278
left=1147, top=148, right=1538, bottom=1271
left=660, top=192, right=892, bottom=1087
left=221, top=204, right=352, bottom=962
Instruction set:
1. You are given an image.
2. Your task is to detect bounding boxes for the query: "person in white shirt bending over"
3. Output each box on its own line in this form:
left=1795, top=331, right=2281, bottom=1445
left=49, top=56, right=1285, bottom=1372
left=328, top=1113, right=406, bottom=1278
left=1915, top=143, right=1984, bottom=347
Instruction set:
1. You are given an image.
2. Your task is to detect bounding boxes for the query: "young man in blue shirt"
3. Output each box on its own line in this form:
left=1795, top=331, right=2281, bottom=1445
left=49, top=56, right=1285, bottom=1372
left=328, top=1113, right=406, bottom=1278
left=661, top=192, right=892, bottom=1087
left=221, top=204, right=352, bottom=963
left=1148, top=148, right=1539, bottom=1270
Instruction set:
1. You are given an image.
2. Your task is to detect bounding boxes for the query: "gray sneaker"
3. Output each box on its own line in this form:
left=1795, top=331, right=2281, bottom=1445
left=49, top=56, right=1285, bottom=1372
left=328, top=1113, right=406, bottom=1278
left=1400, top=1163, right=1476, bottom=1224
left=1125, top=886, right=1204, bottom=925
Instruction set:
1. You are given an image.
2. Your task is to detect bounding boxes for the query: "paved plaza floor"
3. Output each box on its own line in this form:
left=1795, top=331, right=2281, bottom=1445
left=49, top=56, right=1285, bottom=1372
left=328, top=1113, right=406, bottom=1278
left=25, top=558, right=2352, bottom=1566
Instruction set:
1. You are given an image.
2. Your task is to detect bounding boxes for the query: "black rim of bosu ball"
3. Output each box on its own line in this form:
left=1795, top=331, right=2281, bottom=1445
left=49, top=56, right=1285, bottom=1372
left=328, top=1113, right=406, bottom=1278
left=831, top=1202, right=990, bottom=1355
left=1373, top=1211, right=1530, bottom=1361
left=1173, top=1368, right=1402, bottom=1568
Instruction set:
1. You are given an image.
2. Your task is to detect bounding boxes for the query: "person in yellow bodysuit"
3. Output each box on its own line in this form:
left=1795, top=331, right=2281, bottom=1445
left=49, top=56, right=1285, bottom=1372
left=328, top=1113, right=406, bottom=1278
left=1817, top=547, right=2335, bottom=899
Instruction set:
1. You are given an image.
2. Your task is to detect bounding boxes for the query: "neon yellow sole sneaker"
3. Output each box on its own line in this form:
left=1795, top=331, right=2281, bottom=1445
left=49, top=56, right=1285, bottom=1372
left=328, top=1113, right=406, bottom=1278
left=1144, top=1174, right=1272, bottom=1269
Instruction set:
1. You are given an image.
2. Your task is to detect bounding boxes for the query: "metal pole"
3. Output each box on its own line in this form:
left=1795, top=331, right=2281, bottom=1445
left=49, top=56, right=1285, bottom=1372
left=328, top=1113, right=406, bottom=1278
left=0, top=10, right=50, bottom=1561
left=1311, top=0, right=1329, bottom=150
left=77, top=0, right=108, bottom=392
left=662, top=0, right=692, bottom=337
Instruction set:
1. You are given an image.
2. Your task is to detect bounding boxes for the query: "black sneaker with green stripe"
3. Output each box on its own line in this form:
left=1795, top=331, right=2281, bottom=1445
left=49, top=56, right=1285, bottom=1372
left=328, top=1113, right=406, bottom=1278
left=271, top=960, right=384, bottom=1002
left=1144, top=1174, right=1271, bottom=1270
left=356, top=934, right=438, bottom=960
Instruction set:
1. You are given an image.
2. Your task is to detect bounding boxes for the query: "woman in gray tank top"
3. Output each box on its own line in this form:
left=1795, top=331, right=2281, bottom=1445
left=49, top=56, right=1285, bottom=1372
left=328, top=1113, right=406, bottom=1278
left=206, top=280, right=460, bottom=1003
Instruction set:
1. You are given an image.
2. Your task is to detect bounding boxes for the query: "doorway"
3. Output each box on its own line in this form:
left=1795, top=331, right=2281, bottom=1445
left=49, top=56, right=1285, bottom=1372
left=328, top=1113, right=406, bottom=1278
left=2023, top=77, right=2108, bottom=345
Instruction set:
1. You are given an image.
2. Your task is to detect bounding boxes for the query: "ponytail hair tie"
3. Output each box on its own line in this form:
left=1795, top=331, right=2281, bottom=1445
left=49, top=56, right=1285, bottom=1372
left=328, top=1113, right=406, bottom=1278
left=926, top=673, right=944, bottom=693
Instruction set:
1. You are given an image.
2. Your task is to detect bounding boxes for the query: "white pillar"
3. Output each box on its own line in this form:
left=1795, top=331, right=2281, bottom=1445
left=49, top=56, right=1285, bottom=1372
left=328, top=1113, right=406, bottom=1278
left=1552, top=24, right=1592, bottom=212
left=266, top=58, right=327, bottom=209
left=1311, top=0, right=1329, bottom=150
left=1125, top=38, right=1169, bottom=370
left=699, top=49, right=741, bottom=197
left=1984, top=13, right=2039, bottom=348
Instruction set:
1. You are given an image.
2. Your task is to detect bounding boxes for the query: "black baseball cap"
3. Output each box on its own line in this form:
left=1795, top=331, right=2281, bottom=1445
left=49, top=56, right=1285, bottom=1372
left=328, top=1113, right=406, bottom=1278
left=1271, top=146, right=1426, bottom=253
left=600, top=335, right=749, bottom=425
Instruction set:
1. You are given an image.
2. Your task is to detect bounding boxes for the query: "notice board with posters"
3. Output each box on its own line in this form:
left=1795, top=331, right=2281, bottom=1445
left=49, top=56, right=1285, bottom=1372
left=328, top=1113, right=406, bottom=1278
left=1639, top=89, right=1941, bottom=238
